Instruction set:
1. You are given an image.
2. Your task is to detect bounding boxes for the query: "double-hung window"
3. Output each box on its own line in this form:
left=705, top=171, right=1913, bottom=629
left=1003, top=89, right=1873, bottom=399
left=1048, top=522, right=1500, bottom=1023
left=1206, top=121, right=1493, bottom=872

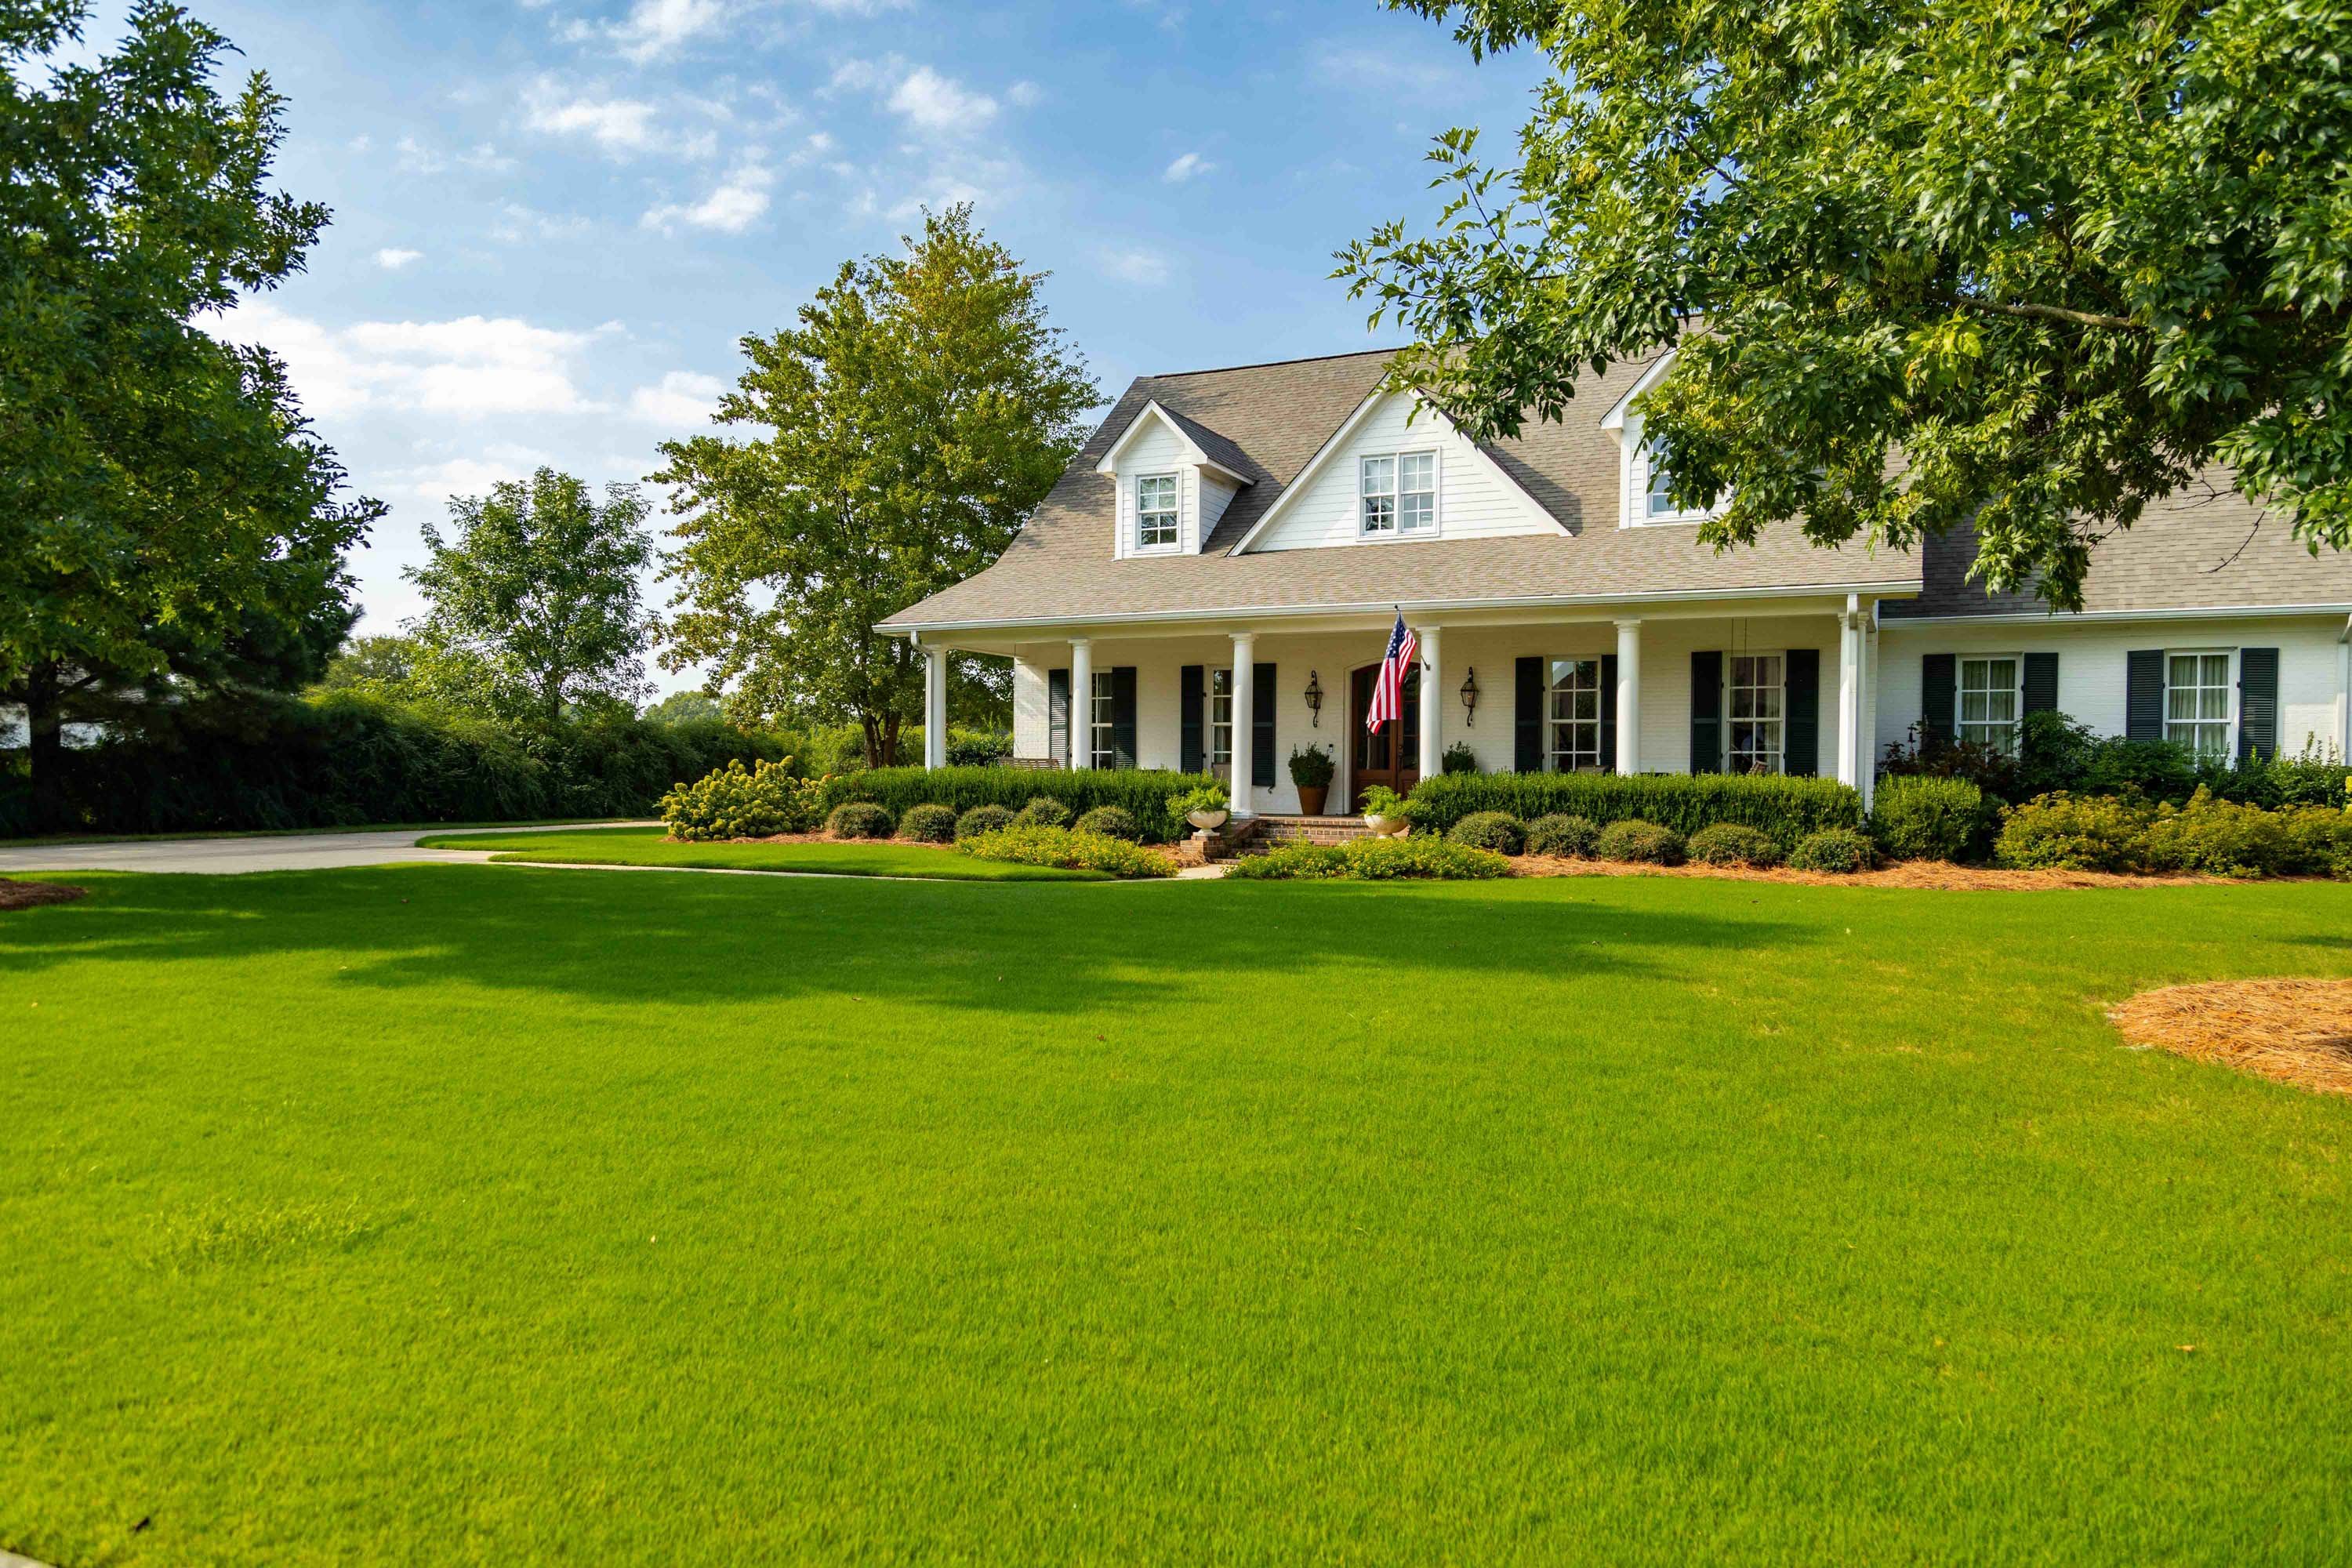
left=1727, top=653, right=1785, bottom=775
left=2165, top=651, right=2234, bottom=760
left=1547, top=658, right=1605, bottom=771
left=1646, top=448, right=1680, bottom=520
left=1089, top=671, right=1116, bottom=769
left=1209, top=669, right=1234, bottom=771
left=1958, top=655, right=2023, bottom=757
left=1137, top=474, right=1179, bottom=551
left=1360, top=451, right=1437, bottom=538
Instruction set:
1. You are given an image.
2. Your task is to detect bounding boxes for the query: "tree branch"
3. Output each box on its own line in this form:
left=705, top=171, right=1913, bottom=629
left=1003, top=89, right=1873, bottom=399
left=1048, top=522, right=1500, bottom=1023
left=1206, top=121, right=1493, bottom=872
left=1933, top=291, right=2140, bottom=331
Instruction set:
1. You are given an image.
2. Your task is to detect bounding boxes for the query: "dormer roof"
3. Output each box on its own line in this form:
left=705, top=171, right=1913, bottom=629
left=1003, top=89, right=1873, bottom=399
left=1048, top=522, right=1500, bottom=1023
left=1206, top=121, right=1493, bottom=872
left=1092, top=400, right=1254, bottom=487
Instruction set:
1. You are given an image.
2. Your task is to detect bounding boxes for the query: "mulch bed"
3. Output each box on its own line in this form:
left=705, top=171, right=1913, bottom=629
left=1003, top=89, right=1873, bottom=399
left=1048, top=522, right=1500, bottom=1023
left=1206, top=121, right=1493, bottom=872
left=2108, top=978, right=2352, bottom=1098
left=1508, top=856, right=2243, bottom=890
left=0, top=880, right=89, bottom=912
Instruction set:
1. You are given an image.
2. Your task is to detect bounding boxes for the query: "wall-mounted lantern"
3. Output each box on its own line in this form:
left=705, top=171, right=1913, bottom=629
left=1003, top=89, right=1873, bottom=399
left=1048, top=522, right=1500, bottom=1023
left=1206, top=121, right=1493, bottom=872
left=1304, top=670, right=1323, bottom=728
left=1459, top=666, right=1479, bottom=727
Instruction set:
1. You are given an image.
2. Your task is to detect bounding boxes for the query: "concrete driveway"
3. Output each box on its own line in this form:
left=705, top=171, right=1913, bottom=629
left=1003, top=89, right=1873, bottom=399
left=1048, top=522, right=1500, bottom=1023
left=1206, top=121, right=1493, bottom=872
left=0, top=822, right=656, bottom=876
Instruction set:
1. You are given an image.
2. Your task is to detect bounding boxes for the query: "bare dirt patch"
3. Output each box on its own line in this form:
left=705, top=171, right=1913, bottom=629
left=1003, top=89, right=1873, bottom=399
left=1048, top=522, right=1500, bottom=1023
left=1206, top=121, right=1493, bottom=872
left=0, top=879, right=89, bottom=912
left=2107, top=978, right=2352, bottom=1098
left=1510, top=856, right=2242, bottom=890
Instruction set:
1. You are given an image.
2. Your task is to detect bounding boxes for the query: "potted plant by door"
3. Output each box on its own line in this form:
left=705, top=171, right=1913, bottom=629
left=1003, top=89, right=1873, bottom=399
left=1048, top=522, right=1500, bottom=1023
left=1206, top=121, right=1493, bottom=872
left=1288, top=744, right=1335, bottom=816
left=1359, top=784, right=1410, bottom=837
left=1167, top=782, right=1230, bottom=837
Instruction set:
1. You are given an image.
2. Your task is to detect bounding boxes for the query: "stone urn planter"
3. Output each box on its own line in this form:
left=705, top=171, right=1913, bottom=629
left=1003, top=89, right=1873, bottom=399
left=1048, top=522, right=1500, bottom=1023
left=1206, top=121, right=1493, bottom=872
left=1296, top=784, right=1330, bottom=817
left=1187, top=808, right=1229, bottom=833
left=1363, top=811, right=1406, bottom=837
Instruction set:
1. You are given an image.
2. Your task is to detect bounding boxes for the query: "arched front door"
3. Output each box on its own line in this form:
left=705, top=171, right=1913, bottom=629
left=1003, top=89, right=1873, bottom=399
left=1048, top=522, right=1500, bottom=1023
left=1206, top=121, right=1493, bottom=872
left=1348, top=662, right=1421, bottom=811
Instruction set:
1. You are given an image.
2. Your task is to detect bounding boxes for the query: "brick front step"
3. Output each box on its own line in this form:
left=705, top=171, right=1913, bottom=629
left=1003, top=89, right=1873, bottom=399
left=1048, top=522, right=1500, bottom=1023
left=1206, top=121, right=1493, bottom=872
left=1226, top=815, right=1374, bottom=856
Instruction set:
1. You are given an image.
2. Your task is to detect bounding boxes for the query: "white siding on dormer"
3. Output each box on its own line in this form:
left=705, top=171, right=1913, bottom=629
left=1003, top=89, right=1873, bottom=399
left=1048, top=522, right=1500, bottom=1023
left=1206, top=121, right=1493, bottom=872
left=1244, top=392, right=1553, bottom=553
left=1110, top=421, right=1191, bottom=557
left=1200, top=474, right=1238, bottom=542
left=1619, top=411, right=1723, bottom=528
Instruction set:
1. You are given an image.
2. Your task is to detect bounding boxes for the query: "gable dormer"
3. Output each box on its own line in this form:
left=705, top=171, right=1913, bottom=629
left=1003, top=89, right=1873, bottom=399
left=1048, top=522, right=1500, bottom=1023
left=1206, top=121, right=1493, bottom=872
left=1599, top=349, right=1729, bottom=528
left=1094, top=401, right=1252, bottom=559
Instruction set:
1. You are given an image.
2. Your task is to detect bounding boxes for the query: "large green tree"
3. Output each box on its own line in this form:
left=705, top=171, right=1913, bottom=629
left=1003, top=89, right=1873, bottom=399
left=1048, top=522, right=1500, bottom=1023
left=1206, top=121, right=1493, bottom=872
left=1337, top=0, right=2352, bottom=608
left=403, top=469, right=655, bottom=724
left=656, top=205, right=1097, bottom=766
left=1, top=1, right=380, bottom=827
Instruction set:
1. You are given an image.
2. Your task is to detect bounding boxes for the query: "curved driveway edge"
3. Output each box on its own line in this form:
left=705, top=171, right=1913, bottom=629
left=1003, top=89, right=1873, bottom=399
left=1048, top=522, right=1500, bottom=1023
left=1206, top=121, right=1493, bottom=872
left=0, top=822, right=657, bottom=876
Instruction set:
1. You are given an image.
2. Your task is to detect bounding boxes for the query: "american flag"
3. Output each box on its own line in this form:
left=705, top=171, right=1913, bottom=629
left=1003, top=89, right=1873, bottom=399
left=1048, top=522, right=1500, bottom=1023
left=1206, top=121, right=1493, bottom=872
left=1366, top=613, right=1418, bottom=735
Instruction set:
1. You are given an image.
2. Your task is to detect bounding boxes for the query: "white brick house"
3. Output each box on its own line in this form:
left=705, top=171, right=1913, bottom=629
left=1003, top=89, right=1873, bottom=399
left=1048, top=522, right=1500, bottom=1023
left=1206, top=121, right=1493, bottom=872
left=880, top=347, right=2352, bottom=815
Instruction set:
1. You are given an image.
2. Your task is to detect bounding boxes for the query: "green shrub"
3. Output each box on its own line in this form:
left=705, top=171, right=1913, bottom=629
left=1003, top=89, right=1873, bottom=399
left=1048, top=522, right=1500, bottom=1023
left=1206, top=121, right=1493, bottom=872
left=660, top=757, right=826, bottom=842
left=1593, top=819, right=1685, bottom=865
left=955, top=826, right=1172, bottom=879
left=1788, top=827, right=1878, bottom=873
left=1870, top=775, right=1992, bottom=863
left=1359, top=783, right=1410, bottom=818
left=1015, top=795, right=1072, bottom=829
left=1229, top=836, right=1509, bottom=880
left=1994, top=793, right=2147, bottom=873
left=1166, top=782, right=1230, bottom=836
left=898, top=803, right=958, bottom=843
left=955, top=804, right=1016, bottom=839
left=1406, top=771, right=1860, bottom=849
left=1439, top=742, right=1481, bottom=775
left=1287, top=745, right=1335, bottom=789
left=826, top=801, right=895, bottom=840
left=2279, top=806, right=2352, bottom=879
left=1073, top=804, right=1142, bottom=841
left=818, top=767, right=1218, bottom=845
left=944, top=730, right=1012, bottom=768
left=1523, top=813, right=1599, bottom=858
left=1448, top=811, right=1526, bottom=854
left=1688, top=822, right=1784, bottom=867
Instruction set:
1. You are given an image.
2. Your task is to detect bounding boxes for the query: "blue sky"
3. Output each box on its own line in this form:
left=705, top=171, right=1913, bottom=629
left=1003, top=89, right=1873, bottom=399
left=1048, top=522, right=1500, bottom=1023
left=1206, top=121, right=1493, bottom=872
left=86, top=0, right=1548, bottom=691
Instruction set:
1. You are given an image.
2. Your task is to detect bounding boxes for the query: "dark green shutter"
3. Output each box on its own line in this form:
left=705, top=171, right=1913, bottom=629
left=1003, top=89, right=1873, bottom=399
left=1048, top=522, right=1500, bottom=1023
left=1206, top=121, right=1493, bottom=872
left=1690, top=651, right=1722, bottom=773
left=1110, top=667, right=1138, bottom=769
left=1921, top=654, right=1955, bottom=745
left=1784, top=648, right=1820, bottom=776
left=1252, top=662, right=1276, bottom=789
left=2125, top=651, right=2165, bottom=740
left=2022, top=652, right=2060, bottom=716
left=1514, top=656, right=1543, bottom=771
left=1179, top=666, right=1205, bottom=774
left=1048, top=668, right=1071, bottom=765
left=2238, top=647, right=2280, bottom=761
left=1599, top=654, right=1619, bottom=774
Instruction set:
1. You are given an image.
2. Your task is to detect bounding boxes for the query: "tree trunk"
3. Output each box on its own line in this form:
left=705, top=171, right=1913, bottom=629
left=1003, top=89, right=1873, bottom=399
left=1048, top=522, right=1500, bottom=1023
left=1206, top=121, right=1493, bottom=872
left=860, top=712, right=884, bottom=770
left=24, top=662, right=67, bottom=834
left=881, top=711, right=902, bottom=768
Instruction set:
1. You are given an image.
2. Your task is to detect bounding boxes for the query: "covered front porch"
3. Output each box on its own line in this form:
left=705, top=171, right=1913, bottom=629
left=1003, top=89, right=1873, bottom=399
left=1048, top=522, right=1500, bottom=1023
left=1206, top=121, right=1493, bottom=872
left=913, top=597, right=1884, bottom=815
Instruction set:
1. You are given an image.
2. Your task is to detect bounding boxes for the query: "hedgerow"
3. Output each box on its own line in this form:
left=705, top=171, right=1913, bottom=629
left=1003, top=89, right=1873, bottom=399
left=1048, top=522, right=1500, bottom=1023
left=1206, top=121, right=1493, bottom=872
left=819, top=767, right=1216, bottom=844
left=1406, top=771, right=1860, bottom=849
left=954, top=826, right=1172, bottom=879
left=1869, top=775, right=1992, bottom=863
left=1229, top=836, right=1511, bottom=881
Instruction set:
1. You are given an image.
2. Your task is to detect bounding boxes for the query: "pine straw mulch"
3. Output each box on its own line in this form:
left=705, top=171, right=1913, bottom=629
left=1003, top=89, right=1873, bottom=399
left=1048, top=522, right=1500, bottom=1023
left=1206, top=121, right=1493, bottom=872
left=1508, top=855, right=2242, bottom=890
left=2107, top=978, right=2352, bottom=1098
left=0, top=879, right=89, bottom=913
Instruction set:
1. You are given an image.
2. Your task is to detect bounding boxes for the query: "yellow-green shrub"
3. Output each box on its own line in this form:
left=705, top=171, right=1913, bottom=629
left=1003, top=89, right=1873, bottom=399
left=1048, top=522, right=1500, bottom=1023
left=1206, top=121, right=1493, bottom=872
left=955, top=826, right=1172, bottom=878
left=659, top=758, right=826, bottom=842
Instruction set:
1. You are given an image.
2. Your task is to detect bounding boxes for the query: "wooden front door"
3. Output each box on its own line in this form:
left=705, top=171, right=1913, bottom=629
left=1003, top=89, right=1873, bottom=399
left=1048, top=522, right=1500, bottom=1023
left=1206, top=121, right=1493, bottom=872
left=1348, top=662, right=1421, bottom=811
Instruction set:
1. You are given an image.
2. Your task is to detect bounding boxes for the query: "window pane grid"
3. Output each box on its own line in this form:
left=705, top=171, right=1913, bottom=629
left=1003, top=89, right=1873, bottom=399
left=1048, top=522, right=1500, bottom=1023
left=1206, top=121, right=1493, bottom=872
left=1362, top=452, right=1436, bottom=535
left=1210, top=668, right=1233, bottom=768
left=1138, top=473, right=1178, bottom=549
left=2165, top=652, right=2233, bottom=760
left=1957, top=655, right=2021, bottom=757
left=1727, top=654, right=1784, bottom=775
left=1090, top=671, right=1116, bottom=768
left=1546, top=658, right=1604, bottom=771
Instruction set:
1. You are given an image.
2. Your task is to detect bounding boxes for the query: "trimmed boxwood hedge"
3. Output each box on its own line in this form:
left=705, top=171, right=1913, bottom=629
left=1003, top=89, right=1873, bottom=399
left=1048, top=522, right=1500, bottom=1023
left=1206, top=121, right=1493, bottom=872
left=1405, top=771, right=1861, bottom=850
left=820, top=767, right=1218, bottom=845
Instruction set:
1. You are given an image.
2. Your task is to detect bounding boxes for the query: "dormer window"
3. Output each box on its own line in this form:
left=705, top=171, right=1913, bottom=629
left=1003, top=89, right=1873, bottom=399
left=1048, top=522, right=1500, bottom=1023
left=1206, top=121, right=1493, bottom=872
left=1646, top=449, right=1679, bottom=519
left=1360, top=450, right=1437, bottom=538
left=1137, top=474, right=1179, bottom=551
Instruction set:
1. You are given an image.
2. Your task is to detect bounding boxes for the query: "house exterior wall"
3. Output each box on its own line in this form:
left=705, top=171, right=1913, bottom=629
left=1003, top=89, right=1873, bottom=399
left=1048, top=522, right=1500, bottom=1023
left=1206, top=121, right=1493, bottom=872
left=1108, top=422, right=1201, bottom=558
left=1247, top=393, right=1555, bottom=553
left=1875, top=613, right=2350, bottom=759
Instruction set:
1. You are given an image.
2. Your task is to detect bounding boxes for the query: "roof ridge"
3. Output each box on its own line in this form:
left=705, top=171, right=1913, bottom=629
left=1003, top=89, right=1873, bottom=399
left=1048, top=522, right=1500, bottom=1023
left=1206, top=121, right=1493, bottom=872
left=1142, top=347, right=1404, bottom=381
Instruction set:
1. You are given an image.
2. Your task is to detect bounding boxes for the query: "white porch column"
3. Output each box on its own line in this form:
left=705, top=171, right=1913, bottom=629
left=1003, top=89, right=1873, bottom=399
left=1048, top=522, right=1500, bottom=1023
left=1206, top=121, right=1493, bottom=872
left=2337, top=619, right=2350, bottom=757
left=1417, top=624, right=1443, bottom=781
left=1230, top=634, right=1256, bottom=816
left=1614, top=619, right=1642, bottom=775
left=1836, top=601, right=1864, bottom=790
left=922, top=642, right=948, bottom=771
left=1860, top=608, right=1881, bottom=811
left=1068, top=637, right=1092, bottom=771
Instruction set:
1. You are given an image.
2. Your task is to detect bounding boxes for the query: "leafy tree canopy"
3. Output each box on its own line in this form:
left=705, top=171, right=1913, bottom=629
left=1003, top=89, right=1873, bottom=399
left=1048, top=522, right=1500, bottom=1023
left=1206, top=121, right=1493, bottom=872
left=1337, top=0, right=2352, bottom=608
left=641, top=689, right=724, bottom=726
left=404, top=469, right=655, bottom=724
left=657, top=205, right=1097, bottom=766
left=1, top=0, right=379, bottom=827
left=314, top=634, right=421, bottom=697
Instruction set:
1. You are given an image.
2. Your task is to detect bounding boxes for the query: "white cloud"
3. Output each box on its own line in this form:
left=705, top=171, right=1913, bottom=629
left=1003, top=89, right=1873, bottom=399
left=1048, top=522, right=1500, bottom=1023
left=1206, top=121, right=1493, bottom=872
left=629, top=370, right=728, bottom=426
left=373, top=247, right=424, bottom=270
left=227, top=299, right=604, bottom=419
left=597, top=0, right=727, bottom=63
left=490, top=203, right=595, bottom=244
left=394, top=136, right=513, bottom=176
left=887, top=66, right=997, bottom=136
left=642, top=160, right=775, bottom=233
left=1098, top=245, right=1171, bottom=286
left=1162, top=151, right=1214, bottom=183
left=521, top=79, right=716, bottom=159
left=1007, top=80, right=1042, bottom=108
left=383, top=448, right=561, bottom=510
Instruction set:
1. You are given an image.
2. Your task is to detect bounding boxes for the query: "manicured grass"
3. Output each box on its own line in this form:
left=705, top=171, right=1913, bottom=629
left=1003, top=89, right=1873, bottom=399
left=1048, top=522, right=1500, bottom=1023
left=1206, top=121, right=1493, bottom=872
left=5, top=868, right=2352, bottom=1565
left=416, top=825, right=1108, bottom=881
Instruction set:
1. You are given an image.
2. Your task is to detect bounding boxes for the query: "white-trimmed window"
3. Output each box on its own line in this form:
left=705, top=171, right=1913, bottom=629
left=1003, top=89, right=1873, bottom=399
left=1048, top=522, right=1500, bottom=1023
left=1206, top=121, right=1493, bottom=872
left=1137, top=473, right=1179, bottom=551
left=1547, top=658, right=1605, bottom=771
left=1958, top=655, right=2023, bottom=757
left=1727, top=653, right=1785, bottom=774
left=1089, top=671, right=1116, bottom=768
left=1646, top=448, right=1681, bottom=519
left=1360, top=450, right=1437, bottom=537
left=2165, top=650, right=2234, bottom=760
left=1210, top=668, right=1234, bottom=771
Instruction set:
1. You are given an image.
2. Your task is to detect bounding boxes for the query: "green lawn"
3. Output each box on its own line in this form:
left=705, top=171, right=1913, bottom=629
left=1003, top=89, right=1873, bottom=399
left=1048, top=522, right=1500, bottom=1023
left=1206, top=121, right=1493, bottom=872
left=7, top=817, right=641, bottom=848
left=416, top=825, right=1108, bottom=880
left=5, top=867, right=2350, bottom=1565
